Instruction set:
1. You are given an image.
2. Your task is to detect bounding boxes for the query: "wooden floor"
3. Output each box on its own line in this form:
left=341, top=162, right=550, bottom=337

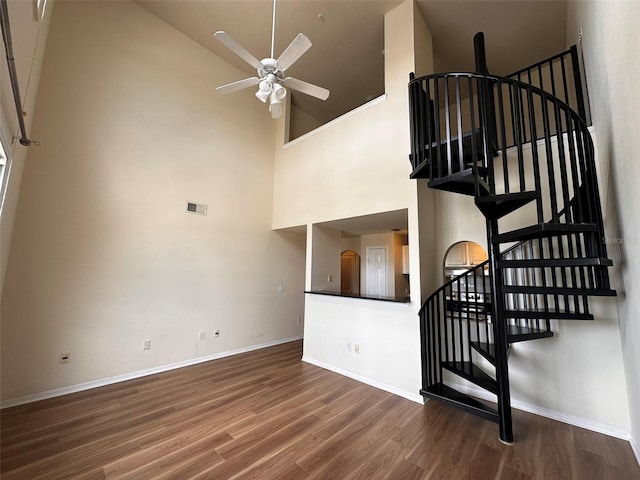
left=1, top=341, right=638, bottom=479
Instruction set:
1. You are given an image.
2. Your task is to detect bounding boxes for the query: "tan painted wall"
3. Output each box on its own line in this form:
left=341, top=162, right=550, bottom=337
left=1, top=0, right=53, bottom=294
left=0, top=0, right=305, bottom=402
left=567, top=0, right=640, bottom=451
left=272, top=11, right=417, bottom=229
left=310, top=224, right=341, bottom=291
left=294, top=0, right=432, bottom=401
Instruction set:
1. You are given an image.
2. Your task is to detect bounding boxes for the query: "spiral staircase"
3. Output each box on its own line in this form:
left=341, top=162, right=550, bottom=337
left=408, top=34, right=615, bottom=443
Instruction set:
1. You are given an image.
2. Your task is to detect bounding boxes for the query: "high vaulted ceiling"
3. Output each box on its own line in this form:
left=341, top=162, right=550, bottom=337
left=137, top=0, right=567, bottom=126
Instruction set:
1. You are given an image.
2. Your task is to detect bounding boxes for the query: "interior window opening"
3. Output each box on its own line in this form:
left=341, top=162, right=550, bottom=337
left=308, top=209, right=409, bottom=303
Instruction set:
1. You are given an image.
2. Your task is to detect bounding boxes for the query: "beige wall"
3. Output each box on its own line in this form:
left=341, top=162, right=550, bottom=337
left=293, top=0, right=432, bottom=402
left=272, top=10, right=417, bottom=229
left=0, top=0, right=305, bottom=402
left=310, top=224, right=341, bottom=291
left=1, top=0, right=53, bottom=294
left=567, top=0, right=640, bottom=453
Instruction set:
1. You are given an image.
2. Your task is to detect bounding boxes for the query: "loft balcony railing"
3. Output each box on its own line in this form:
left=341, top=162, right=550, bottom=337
left=409, top=74, right=606, bottom=259
left=506, top=45, right=588, bottom=127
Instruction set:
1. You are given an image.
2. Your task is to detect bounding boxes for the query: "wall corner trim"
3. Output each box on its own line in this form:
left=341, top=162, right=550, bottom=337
left=1, top=336, right=303, bottom=409
left=301, top=355, right=424, bottom=405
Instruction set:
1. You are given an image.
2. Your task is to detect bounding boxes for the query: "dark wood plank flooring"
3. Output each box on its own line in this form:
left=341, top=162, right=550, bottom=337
left=1, top=340, right=638, bottom=479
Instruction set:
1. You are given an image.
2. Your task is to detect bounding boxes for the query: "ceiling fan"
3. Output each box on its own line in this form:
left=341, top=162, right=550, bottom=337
left=214, top=0, right=330, bottom=119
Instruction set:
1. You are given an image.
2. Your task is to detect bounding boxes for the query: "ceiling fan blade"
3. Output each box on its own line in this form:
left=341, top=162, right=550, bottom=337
left=216, top=77, right=260, bottom=95
left=284, top=77, right=330, bottom=101
left=214, top=31, right=263, bottom=70
left=276, top=33, right=312, bottom=71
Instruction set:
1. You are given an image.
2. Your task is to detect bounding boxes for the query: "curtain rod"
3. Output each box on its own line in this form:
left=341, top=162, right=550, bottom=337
left=1, top=0, right=36, bottom=146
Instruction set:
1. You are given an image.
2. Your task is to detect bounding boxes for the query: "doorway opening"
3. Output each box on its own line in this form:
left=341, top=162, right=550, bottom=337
left=340, top=250, right=360, bottom=295
left=443, top=241, right=488, bottom=283
left=365, top=246, right=388, bottom=297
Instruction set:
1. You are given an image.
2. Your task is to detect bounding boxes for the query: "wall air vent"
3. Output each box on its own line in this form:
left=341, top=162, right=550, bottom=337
left=186, top=201, right=208, bottom=216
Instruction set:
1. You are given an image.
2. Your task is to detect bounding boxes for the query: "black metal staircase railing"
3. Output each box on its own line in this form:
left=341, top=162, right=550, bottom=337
left=409, top=73, right=603, bottom=226
left=419, top=241, right=557, bottom=423
left=409, top=35, right=615, bottom=443
left=410, top=72, right=610, bottom=271
left=506, top=45, right=588, bottom=127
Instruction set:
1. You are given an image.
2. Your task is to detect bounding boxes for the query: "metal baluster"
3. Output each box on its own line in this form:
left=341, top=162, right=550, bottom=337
left=433, top=79, right=442, bottom=179
left=455, top=77, right=464, bottom=174
left=424, top=79, right=433, bottom=177
left=444, top=78, right=453, bottom=176
left=496, top=81, right=509, bottom=193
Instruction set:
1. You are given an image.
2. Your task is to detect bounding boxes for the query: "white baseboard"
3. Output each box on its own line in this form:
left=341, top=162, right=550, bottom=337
left=301, top=356, right=424, bottom=405
left=1, top=336, right=303, bottom=409
left=450, top=381, right=632, bottom=441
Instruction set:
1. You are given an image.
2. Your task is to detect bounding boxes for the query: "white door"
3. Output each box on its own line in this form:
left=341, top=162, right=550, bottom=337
left=366, top=247, right=387, bottom=297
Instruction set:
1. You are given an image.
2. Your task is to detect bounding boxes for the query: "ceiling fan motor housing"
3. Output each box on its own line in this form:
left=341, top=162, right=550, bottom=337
left=258, top=58, right=283, bottom=79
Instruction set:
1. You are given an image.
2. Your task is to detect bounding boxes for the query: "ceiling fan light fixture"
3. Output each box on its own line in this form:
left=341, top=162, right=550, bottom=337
left=255, top=79, right=272, bottom=102
left=271, top=83, right=287, bottom=102
left=269, top=100, right=283, bottom=119
left=255, top=89, right=269, bottom=103
left=269, top=84, right=285, bottom=119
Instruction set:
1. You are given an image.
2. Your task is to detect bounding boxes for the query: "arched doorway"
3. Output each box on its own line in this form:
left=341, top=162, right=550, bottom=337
left=340, top=250, right=361, bottom=294
left=443, top=241, right=488, bottom=283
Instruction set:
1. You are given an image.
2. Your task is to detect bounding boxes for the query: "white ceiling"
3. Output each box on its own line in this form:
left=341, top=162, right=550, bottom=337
left=137, top=0, right=567, bottom=127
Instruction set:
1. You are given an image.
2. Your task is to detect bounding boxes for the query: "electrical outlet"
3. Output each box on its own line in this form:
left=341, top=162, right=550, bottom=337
left=59, top=352, right=71, bottom=364
left=198, top=331, right=205, bottom=341
left=354, top=344, right=360, bottom=354
left=143, top=340, right=151, bottom=350
left=214, top=329, right=220, bottom=338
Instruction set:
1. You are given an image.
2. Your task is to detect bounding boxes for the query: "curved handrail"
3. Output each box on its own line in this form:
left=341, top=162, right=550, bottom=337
left=410, top=72, right=585, bottom=124
left=409, top=71, right=606, bottom=254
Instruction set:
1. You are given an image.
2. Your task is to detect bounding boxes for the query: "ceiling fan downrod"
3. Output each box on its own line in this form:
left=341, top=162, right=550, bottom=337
left=270, top=0, right=276, bottom=60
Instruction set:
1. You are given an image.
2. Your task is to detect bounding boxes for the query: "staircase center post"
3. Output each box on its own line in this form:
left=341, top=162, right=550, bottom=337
left=486, top=218, right=514, bottom=444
